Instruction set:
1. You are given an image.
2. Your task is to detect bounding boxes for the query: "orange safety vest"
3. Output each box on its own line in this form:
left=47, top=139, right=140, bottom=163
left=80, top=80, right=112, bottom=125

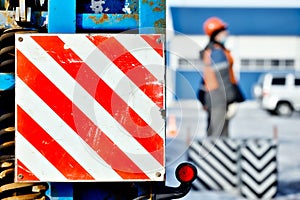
left=202, top=45, right=237, bottom=91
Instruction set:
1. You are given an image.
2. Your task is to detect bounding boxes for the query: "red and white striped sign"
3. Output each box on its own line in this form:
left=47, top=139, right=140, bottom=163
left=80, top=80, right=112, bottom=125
left=15, top=34, right=165, bottom=182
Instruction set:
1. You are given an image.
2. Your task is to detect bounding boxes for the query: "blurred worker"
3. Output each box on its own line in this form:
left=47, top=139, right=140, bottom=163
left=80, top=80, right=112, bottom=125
left=198, top=17, right=244, bottom=137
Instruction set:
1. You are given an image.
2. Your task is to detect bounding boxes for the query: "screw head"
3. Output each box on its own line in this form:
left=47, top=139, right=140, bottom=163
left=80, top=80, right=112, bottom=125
left=18, top=174, right=24, bottom=179
left=155, top=172, right=162, bottom=177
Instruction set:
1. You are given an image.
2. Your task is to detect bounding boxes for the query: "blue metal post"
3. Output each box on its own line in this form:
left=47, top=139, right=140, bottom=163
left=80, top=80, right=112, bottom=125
left=46, top=183, right=74, bottom=200
left=139, top=0, right=165, bottom=34
left=47, top=1, right=76, bottom=197
left=44, top=1, right=166, bottom=199
left=48, top=0, right=76, bottom=33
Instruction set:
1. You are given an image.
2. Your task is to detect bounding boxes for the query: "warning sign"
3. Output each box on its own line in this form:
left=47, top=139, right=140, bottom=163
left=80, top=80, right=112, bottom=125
left=16, top=34, right=165, bottom=182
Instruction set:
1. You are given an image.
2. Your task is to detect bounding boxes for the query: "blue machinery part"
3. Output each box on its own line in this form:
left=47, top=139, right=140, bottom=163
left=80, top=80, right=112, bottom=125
left=0, top=0, right=197, bottom=199
left=46, top=2, right=166, bottom=199
left=46, top=162, right=197, bottom=199
left=45, top=1, right=185, bottom=199
left=16, top=0, right=188, bottom=199
left=0, top=73, right=14, bottom=91
left=48, top=0, right=165, bottom=33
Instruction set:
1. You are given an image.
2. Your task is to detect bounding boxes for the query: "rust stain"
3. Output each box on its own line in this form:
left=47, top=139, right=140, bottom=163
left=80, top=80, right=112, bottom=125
left=142, top=0, right=165, bottom=13
left=153, top=7, right=162, bottom=12
left=89, top=14, right=139, bottom=24
left=129, top=0, right=138, bottom=13
left=118, top=14, right=139, bottom=21
left=159, top=0, right=166, bottom=10
left=154, top=18, right=166, bottom=34
left=88, top=14, right=109, bottom=24
left=142, top=0, right=154, bottom=6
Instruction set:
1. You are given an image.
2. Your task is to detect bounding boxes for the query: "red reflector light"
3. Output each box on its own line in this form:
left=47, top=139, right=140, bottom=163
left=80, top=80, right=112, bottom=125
left=175, top=163, right=197, bottom=183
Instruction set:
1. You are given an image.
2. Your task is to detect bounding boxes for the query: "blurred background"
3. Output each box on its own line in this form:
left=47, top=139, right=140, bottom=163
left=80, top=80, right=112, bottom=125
left=166, top=0, right=300, bottom=102
left=165, top=1, right=300, bottom=199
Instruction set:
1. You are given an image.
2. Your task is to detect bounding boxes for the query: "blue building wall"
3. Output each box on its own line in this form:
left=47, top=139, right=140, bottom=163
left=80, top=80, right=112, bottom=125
left=174, top=70, right=264, bottom=100
left=170, top=7, right=300, bottom=36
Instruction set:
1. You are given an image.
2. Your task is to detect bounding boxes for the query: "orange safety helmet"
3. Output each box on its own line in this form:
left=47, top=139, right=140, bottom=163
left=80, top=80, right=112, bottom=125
left=203, top=17, right=227, bottom=36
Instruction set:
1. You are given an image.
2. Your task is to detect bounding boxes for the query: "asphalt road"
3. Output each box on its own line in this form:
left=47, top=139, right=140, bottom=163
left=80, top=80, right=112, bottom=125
left=165, top=100, right=300, bottom=199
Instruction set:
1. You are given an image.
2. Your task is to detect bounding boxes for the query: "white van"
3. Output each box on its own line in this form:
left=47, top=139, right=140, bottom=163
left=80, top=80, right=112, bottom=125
left=253, top=73, right=300, bottom=116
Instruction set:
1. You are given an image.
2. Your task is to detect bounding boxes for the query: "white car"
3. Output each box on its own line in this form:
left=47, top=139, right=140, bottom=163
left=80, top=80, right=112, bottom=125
left=253, top=73, right=300, bottom=116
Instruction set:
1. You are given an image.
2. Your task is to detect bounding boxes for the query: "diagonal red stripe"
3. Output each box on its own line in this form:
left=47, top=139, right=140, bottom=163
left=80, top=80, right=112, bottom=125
left=140, top=35, right=164, bottom=57
left=17, top=106, right=95, bottom=180
left=16, top=159, right=39, bottom=181
left=17, top=50, right=149, bottom=180
left=86, top=35, right=164, bottom=109
left=31, top=35, right=164, bottom=165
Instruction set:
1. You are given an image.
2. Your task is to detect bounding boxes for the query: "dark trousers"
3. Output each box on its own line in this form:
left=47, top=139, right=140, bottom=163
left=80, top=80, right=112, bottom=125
left=206, top=106, right=229, bottom=137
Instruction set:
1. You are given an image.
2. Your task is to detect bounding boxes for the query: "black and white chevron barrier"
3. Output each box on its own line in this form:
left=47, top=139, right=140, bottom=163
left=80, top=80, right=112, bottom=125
left=240, top=139, right=277, bottom=199
left=188, top=139, right=240, bottom=193
left=187, top=138, right=278, bottom=199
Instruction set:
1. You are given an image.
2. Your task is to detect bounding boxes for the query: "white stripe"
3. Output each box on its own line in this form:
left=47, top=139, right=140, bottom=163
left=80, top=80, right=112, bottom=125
left=261, top=187, right=277, bottom=199
left=199, top=141, right=238, bottom=173
left=59, top=34, right=165, bottom=139
left=222, top=139, right=240, bottom=150
left=241, top=160, right=277, bottom=182
left=192, top=140, right=237, bottom=172
left=241, top=172, right=277, bottom=194
left=114, top=34, right=165, bottom=81
left=16, top=133, right=67, bottom=181
left=197, top=145, right=238, bottom=185
left=16, top=35, right=164, bottom=180
left=245, top=140, right=276, bottom=156
left=190, top=143, right=238, bottom=186
left=241, top=148, right=276, bottom=169
left=16, top=79, right=121, bottom=181
left=215, top=140, right=239, bottom=161
left=192, top=179, right=206, bottom=190
left=189, top=151, right=220, bottom=190
left=212, top=61, right=228, bottom=71
left=241, top=186, right=260, bottom=200
left=74, top=78, right=165, bottom=179
left=189, top=150, right=230, bottom=190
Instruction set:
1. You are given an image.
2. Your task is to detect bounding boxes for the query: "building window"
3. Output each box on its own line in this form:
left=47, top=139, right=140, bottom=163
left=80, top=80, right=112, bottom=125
left=271, top=59, right=280, bottom=67
left=256, top=59, right=264, bottom=67
left=178, top=58, right=202, bottom=70
left=240, top=58, right=295, bottom=71
left=241, top=59, right=250, bottom=66
left=178, top=59, right=189, bottom=66
left=285, top=59, right=295, bottom=67
left=285, top=59, right=295, bottom=70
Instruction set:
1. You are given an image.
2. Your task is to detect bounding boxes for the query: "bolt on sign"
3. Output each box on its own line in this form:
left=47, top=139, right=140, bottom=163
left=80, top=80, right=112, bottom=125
left=15, top=34, right=165, bottom=182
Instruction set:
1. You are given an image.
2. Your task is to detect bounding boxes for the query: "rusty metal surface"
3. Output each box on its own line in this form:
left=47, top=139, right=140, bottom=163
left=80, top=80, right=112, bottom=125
left=88, top=13, right=139, bottom=24
left=76, top=0, right=165, bottom=32
left=139, top=0, right=165, bottom=34
left=78, top=13, right=138, bottom=30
